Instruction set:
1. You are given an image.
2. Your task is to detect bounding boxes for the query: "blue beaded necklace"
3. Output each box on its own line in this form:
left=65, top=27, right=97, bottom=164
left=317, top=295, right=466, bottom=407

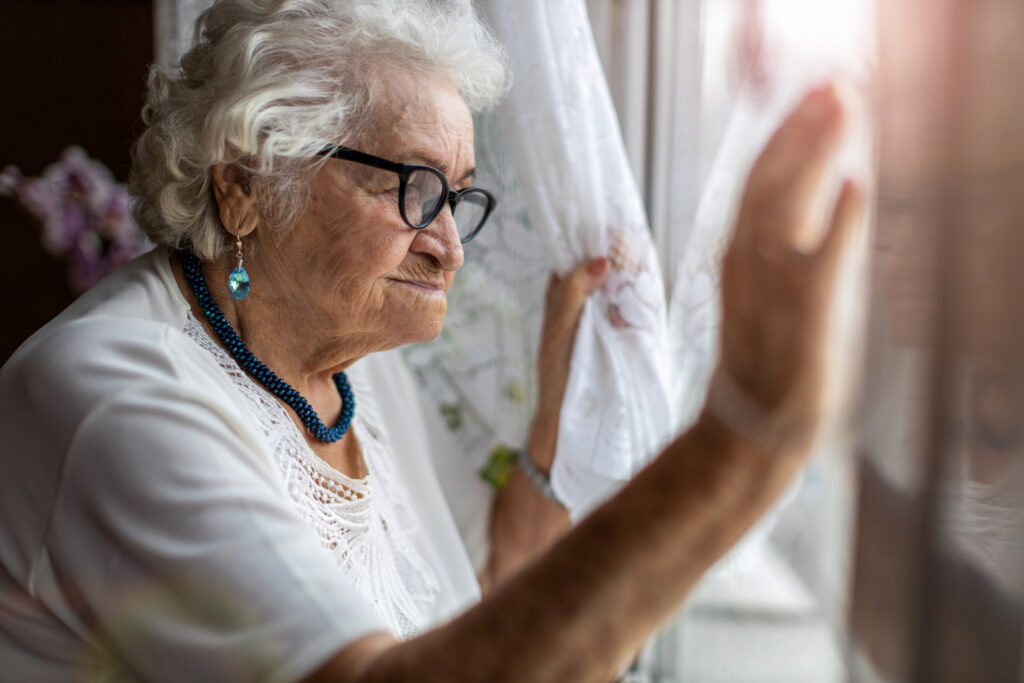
left=178, top=249, right=355, bottom=443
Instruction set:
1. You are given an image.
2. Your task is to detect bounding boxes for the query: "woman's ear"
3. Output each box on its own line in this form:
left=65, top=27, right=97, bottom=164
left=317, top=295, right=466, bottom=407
left=211, top=163, right=259, bottom=238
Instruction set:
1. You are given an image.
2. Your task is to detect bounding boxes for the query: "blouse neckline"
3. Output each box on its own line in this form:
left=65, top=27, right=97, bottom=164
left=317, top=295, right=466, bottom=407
left=171, top=254, right=441, bottom=639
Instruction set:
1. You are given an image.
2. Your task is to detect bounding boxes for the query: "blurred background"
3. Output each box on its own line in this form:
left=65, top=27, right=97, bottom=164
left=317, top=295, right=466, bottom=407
left=0, top=0, right=152, bottom=361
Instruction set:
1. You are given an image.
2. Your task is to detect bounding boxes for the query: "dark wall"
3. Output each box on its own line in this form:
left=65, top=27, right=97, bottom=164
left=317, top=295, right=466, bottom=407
left=0, top=0, right=153, bottom=362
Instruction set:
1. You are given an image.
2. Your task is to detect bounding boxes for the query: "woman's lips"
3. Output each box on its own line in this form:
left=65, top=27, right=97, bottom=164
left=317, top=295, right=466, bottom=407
left=388, top=277, right=446, bottom=296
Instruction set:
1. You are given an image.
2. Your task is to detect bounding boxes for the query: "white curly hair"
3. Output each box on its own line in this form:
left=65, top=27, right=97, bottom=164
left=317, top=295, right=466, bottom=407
left=130, top=0, right=509, bottom=260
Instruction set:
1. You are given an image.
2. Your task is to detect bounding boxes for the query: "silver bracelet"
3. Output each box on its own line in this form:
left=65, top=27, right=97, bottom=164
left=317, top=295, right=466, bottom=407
left=517, top=449, right=565, bottom=507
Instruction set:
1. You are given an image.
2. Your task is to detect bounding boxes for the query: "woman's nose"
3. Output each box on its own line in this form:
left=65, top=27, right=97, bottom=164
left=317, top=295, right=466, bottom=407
left=413, top=206, right=464, bottom=271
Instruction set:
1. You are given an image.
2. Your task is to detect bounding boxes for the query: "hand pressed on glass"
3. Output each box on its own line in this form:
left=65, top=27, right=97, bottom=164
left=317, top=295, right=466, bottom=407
left=715, top=81, right=866, bottom=447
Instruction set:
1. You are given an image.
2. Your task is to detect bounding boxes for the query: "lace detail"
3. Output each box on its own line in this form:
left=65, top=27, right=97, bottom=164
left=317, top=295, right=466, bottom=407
left=183, top=314, right=440, bottom=640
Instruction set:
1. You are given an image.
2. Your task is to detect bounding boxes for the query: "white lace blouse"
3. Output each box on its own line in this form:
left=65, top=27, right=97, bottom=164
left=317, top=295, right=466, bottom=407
left=0, top=247, right=480, bottom=682
left=183, top=314, right=442, bottom=640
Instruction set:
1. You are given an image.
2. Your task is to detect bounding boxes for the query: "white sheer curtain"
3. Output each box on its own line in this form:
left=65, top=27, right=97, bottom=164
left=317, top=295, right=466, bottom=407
left=586, top=2, right=875, bottom=680
left=474, top=0, right=674, bottom=515
left=404, top=0, right=677, bottom=571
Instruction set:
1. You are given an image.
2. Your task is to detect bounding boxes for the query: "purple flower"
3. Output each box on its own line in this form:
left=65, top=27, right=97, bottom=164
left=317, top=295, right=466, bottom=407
left=2, top=146, right=152, bottom=293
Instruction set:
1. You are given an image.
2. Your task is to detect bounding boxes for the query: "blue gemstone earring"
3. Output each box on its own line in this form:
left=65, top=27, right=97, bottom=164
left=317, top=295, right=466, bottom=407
left=227, top=231, right=250, bottom=300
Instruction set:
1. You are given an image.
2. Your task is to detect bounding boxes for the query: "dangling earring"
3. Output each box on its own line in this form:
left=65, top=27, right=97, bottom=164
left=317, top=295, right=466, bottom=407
left=227, top=231, right=250, bottom=300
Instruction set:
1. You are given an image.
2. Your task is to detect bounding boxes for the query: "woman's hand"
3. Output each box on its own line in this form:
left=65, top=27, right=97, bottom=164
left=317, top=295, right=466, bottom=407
left=716, top=81, right=865, bottom=445
left=481, top=257, right=610, bottom=593
left=531, top=257, right=611, bottom=470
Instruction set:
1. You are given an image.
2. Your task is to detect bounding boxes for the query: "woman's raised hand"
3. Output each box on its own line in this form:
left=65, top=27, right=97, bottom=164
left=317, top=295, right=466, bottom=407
left=716, top=81, right=865, bottom=445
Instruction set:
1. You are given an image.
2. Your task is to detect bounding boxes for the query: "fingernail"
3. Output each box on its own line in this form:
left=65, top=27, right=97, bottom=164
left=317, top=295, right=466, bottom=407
left=587, top=257, right=609, bottom=276
left=804, top=82, right=837, bottom=121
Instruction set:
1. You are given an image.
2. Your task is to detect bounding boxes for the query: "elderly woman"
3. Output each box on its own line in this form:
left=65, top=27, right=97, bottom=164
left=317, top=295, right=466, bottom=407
left=0, top=1, right=861, bottom=681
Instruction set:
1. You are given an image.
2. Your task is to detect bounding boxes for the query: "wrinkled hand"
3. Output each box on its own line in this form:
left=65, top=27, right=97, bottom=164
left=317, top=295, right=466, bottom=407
left=531, top=257, right=611, bottom=468
left=718, top=82, right=865, bottom=438
left=482, top=257, right=611, bottom=590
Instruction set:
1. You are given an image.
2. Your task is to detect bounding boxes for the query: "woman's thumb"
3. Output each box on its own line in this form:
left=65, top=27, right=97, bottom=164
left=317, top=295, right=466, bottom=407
left=548, top=256, right=611, bottom=312
left=579, top=256, right=610, bottom=294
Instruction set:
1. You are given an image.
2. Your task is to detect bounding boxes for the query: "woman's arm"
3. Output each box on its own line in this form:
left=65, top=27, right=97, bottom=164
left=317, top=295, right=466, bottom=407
left=308, top=81, right=863, bottom=683
left=317, top=411, right=807, bottom=683
left=482, top=259, right=611, bottom=591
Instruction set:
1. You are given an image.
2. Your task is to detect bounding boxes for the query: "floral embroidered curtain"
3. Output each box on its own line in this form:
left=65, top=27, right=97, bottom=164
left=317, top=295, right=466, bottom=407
left=406, top=0, right=676, bottom=528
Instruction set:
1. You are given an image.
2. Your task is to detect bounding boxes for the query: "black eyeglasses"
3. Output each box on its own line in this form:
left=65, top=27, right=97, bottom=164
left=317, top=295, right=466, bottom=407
left=317, top=146, right=496, bottom=244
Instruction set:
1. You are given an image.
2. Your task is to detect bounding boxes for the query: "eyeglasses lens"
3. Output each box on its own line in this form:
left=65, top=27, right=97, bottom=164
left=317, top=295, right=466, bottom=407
left=453, top=190, right=490, bottom=241
left=404, top=168, right=446, bottom=227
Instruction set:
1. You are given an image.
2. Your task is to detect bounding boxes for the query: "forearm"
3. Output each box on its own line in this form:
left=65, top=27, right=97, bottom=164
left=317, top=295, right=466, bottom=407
left=478, top=258, right=610, bottom=590
left=357, top=411, right=808, bottom=683
left=483, top=409, right=570, bottom=590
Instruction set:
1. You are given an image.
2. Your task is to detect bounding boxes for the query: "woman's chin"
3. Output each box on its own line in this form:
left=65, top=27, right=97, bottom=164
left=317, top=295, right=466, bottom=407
left=395, top=315, right=447, bottom=345
left=377, top=281, right=449, bottom=345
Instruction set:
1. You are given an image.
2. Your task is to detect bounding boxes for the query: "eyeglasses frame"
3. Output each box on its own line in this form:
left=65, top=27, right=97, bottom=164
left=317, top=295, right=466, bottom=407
left=316, top=146, right=496, bottom=244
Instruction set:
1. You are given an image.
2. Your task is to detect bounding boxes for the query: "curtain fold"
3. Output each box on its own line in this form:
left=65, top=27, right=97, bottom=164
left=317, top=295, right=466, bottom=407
left=473, top=0, right=675, bottom=518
